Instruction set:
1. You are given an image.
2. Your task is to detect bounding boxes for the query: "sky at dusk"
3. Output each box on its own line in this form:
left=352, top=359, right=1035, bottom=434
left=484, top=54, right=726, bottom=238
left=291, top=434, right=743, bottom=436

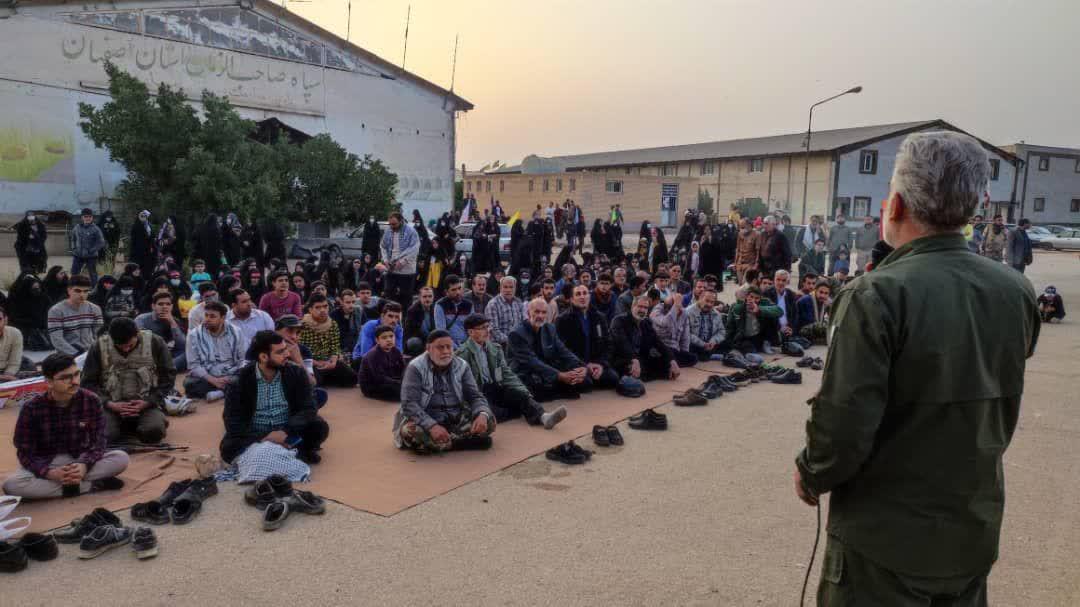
left=292, top=0, right=1080, bottom=169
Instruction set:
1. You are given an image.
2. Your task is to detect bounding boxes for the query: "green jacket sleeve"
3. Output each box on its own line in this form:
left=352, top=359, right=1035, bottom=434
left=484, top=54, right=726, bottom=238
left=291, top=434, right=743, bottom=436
left=796, top=287, right=892, bottom=496
left=494, top=344, right=528, bottom=393
left=150, top=335, right=177, bottom=409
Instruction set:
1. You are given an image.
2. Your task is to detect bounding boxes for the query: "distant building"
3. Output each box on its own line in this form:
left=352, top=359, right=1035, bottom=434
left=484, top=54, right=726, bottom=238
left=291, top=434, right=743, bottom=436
left=0, top=0, right=472, bottom=222
left=493, top=120, right=1019, bottom=224
left=1003, top=143, right=1080, bottom=225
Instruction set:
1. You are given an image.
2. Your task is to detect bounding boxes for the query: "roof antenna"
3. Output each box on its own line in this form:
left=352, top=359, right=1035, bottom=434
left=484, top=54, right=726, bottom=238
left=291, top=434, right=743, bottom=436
left=347, top=0, right=352, bottom=42
left=449, top=33, right=459, bottom=92
left=402, top=5, right=411, bottom=70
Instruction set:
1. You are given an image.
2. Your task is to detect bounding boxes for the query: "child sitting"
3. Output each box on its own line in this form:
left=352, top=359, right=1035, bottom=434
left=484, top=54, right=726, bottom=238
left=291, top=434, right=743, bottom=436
left=358, top=324, right=405, bottom=402
left=189, top=259, right=212, bottom=297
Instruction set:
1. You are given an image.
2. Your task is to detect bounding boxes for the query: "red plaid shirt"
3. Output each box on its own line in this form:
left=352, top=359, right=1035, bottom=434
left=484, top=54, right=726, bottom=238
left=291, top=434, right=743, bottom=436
left=12, top=388, right=107, bottom=478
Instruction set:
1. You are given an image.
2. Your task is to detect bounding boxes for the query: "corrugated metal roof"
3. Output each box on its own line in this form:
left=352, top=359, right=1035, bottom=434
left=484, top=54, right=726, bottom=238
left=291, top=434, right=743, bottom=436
left=549, top=120, right=940, bottom=168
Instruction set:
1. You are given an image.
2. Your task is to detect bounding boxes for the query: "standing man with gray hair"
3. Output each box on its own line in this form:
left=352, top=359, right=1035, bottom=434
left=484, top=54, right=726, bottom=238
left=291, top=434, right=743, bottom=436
left=380, top=212, right=420, bottom=307
left=795, top=131, right=1040, bottom=605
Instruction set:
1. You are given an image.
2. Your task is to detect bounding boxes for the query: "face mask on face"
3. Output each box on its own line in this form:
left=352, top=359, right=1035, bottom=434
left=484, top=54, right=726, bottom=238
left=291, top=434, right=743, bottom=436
left=26, top=215, right=35, bottom=222
left=170, top=279, right=181, bottom=286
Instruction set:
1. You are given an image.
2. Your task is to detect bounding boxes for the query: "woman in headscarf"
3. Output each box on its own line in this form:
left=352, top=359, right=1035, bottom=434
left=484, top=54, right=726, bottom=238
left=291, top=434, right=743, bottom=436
left=156, top=215, right=181, bottom=263
left=470, top=220, right=489, bottom=274
left=102, top=275, right=138, bottom=326
left=290, top=272, right=308, bottom=298
left=14, top=211, right=48, bottom=274
left=639, top=220, right=654, bottom=251
left=42, top=266, right=69, bottom=304
left=647, top=226, right=669, bottom=274
left=129, top=210, right=156, bottom=278
left=240, top=220, right=265, bottom=270
left=194, top=214, right=224, bottom=278
left=89, top=274, right=116, bottom=308
left=362, top=216, right=382, bottom=263
left=7, top=273, right=51, bottom=350
left=590, top=219, right=610, bottom=259
left=222, top=213, right=244, bottom=267
left=244, top=267, right=267, bottom=303
left=97, top=210, right=121, bottom=251
left=120, top=262, right=145, bottom=295
left=261, top=219, right=286, bottom=265
left=482, top=213, right=501, bottom=273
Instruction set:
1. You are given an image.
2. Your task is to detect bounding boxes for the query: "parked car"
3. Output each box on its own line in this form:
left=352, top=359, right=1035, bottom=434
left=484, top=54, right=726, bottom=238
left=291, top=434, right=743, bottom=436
left=1043, top=228, right=1080, bottom=251
left=453, top=222, right=513, bottom=263
left=1027, top=226, right=1055, bottom=249
left=287, top=222, right=389, bottom=261
left=1042, top=224, right=1072, bottom=235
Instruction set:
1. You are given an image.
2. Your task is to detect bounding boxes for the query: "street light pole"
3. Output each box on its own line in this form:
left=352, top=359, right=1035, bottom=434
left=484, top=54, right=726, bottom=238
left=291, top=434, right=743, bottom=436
left=800, top=86, right=862, bottom=224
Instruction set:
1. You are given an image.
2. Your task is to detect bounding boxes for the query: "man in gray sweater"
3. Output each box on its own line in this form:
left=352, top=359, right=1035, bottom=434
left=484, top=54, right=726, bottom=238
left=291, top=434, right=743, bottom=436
left=71, top=208, right=107, bottom=286
left=854, top=215, right=880, bottom=270
left=393, top=329, right=495, bottom=453
left=47, top=275, right=104, bottom=356
left=826, top=215, right=855, bottom=275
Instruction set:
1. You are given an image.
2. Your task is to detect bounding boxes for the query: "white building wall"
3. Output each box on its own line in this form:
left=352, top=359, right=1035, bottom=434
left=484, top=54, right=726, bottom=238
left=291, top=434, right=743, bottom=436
left=836, top=130, right=1016, bottom=218
left=0, top=3, right=460, bottom=221
left=1013, top=146, right=1080, bottom=224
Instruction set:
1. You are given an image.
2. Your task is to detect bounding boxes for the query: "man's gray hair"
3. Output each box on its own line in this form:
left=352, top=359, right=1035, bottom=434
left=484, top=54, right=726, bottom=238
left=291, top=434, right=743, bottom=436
left=891, top=131, right=990, bottom=231
left=774, top=269, right=790, bottom=280
left=500, top=276, right=517, bottom=287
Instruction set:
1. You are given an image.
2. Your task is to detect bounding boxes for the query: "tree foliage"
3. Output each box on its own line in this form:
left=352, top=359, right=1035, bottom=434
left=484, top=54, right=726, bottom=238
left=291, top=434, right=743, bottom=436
left=78, top=62, right=397, bottom=231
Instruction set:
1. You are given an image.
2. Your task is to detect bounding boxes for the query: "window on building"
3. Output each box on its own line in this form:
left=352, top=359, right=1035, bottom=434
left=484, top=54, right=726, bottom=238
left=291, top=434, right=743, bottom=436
left=1038, top=156, right=1050, bottom=171
left=569, top=178, right=576, bottom=192
left=543, top=179, right=550, bottom=192
left=606, top=180, right=623, bottom=194
left=853, top=196, right=871, bottom=217
left=749, top=158, right=765, bottom=173
left=635, top=167, right=642, bottom=175
left=859, top=150, right=878, bottom=174
left=528, top=180, right=534, bottom=192
left=499, top=180, right=505, bottom=192
left=701, top=161, right=716, bottom=176
left=662, top=164, right=676, bottom=177
left=465, top=181, right=471, bottom=193
left=1034, top=197, right=1046, bottom=212
left=625, top=167, right=632, bottom=175
left=556, top=178, right=563, bottom=192
left=1075, top=159, right=1080, bottom=173
left=989, top=159, right=1000, bottom=181
left=485, top=180, right=491, bottom=192
left=1071, top=199, right=1080, bottom=213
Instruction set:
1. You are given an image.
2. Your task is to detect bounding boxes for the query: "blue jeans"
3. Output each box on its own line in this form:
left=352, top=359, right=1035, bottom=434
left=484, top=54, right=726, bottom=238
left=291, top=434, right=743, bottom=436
left=71, top=256, right=98, bottom=286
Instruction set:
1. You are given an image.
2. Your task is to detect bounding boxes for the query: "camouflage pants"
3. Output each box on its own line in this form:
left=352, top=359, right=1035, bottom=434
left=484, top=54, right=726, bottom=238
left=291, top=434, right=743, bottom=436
left=397, top=411, right=492, bottom=453
left=800, top=322, right=829, bottom=345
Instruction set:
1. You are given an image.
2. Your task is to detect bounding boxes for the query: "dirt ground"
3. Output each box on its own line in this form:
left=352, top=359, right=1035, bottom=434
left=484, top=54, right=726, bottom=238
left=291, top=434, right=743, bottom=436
left=1, top=250, right=1078, bottom=606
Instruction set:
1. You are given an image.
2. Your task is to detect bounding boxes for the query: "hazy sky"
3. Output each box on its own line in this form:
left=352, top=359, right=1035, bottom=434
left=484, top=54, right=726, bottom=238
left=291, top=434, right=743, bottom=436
left=293, top=0, right=1080, bottom=168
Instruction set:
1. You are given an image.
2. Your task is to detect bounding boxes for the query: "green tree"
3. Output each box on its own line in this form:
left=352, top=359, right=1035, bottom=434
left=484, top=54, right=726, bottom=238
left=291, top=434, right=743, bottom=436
left=697, top=188, right=715, bottom=217
left=280, top=135, right=396, bottom=226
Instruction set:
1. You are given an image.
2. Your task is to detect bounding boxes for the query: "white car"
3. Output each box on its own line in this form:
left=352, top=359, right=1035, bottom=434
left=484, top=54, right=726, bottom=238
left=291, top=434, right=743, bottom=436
left=1044, top=229, right=1080, bottom=251
left=1027, top=226, right=1054, bottom=249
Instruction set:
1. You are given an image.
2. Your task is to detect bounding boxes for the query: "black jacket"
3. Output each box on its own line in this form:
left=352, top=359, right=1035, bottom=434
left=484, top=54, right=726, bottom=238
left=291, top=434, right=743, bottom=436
left=555, top=307, right=612, bottom=365
left=759, top=229, right=793, bottom=275
left=221, top=363, right=317, bottom=462
left=763, top=287, right=800, bottom=332
left=610, top=314, right=672, bottom=375
left=507, top=320, right=583, bottom=383
left=404, top=302, right=435, bottom=342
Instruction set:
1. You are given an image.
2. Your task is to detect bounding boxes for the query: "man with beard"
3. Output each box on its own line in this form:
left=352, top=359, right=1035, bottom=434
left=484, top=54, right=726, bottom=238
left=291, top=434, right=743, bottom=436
left=734, top=218, right=760, bottom=284
left=758, top=216, right=793, bottom=277
left=979, top=214, right=1008, bottom=262
left=221, top=330, right=329, bottom=465
left=610, top=295, right=680, bottom=382
left=556, top=285, right=620, bottom=389
left=380, top=212, right=421, bottom=306
left=797, top=215, right=827, bottom=257
left=394, top=330, right=495, bottom=453
left=854, top=215, right=879, bottom=269
left=14, top=210, right=48, bottom=274
left=590, top=273, right=617, bottom=322
left=484, top=276, right=523, bottom=350
left=508, top=298, right=592, bottom=401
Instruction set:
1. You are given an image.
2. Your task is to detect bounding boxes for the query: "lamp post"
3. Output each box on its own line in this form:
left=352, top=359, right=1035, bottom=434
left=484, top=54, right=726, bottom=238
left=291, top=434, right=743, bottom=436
left=801, top=86, right=862, bottom=224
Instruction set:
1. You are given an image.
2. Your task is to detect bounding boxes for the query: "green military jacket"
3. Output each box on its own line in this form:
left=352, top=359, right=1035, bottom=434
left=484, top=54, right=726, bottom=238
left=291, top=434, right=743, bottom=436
left=725, top=297, right=782, bottom=347
left=455, top=338, right=528, bottom=394
left=796, top=233, right=1039, bottom=578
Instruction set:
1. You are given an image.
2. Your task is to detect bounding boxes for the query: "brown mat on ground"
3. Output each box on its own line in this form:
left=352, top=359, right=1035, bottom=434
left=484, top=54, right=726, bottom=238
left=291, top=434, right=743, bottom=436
left=1, top=367, right=714, bottom=532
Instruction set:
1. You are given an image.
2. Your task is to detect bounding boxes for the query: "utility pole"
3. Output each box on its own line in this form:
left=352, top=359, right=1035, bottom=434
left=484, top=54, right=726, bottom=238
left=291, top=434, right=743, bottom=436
left=402, top=5, right=411, bottom=70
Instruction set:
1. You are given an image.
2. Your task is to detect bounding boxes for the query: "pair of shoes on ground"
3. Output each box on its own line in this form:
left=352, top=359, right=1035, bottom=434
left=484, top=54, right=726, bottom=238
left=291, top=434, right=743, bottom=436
left=0, top=532, right=58, bottom=573
left=130, top=477, right=219, bottom=526
left=546, top=441, right=593, bottom=465
left=164, top=393, right=197, bottom=416
left=244, top=474, right=327, bottom=532
left=629, top=409, right=668, bottom=431
left=78, top=525, right=157, bottom=560
left=673, top=388, right=709, bottom=407
left=55, top=508, right=122, bottom=544
left=591, top=425, right=624, bottom=447
left=702, top=375, right=739, bottom=396
left=795, top=356, right=825, bottom=371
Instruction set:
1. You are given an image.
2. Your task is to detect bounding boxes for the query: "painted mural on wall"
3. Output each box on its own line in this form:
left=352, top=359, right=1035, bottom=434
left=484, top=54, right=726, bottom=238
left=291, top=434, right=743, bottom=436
left=0, top=91, right=74, bottom=185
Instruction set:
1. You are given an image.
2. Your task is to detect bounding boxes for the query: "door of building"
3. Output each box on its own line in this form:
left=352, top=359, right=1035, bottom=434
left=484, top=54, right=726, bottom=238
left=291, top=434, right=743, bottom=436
left=661, top=184, right=679, bottom=227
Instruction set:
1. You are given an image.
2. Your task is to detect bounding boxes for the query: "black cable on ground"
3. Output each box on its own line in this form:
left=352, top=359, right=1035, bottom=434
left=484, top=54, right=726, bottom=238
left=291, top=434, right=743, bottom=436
left=799, top=501, right=822, bottom=606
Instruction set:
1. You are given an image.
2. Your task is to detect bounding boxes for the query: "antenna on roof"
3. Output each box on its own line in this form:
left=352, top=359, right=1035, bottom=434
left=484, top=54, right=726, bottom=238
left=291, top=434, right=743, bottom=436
left=449, top=33, right=459, bottom=92
left=346, top=0, right=352, bottom=42
left=402, top=5, right=411, bottom=70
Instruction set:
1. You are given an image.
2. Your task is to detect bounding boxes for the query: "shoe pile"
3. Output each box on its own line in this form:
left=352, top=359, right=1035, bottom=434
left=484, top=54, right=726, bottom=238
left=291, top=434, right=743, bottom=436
left=0, top=532, right=58, bottom=573
left=53, top=507, right=158, bottom=561
left=591, top=425, right=624, bottom=448
left=244, top=474, right=327, bottom=532
left=697, top=375, right=740, bottom=399
left=628, top=409, right=668, bottom=431
left=131, top=477, right=219, bottom=526
left=546, top=441, right=593, bottom=465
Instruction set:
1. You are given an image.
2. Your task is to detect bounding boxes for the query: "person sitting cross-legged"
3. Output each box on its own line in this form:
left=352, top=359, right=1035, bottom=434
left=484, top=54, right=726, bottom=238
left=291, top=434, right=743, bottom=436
left=3, top=353, right=129, bottom=499
left=46, top=274, right=103, bottom=357
left=353, top=301, right=404, bottom=362
left=358, top=324, right=406, bottom=401
left=298, top=293, right=357, bottom=388
left=508, top=298, right=592, bottom=401
left=81, top=317, right=176, bottom=445
left=794, top=279, right=832, bottom=345
left=184, top=300, right=246, bottom=402
left=686, top=289, right=727, bottom=361
left=555, top=285, right=620, bottom=389
left=611, top=294, right=681, bottom=382
left=434, top=274, right=473, bottom=347
left=457, top=313, right=567, bottom=428
left=649, top=289, right=697, bottom=367
left=394, top=330, right=495, bottom=453
left=726, top=286, right=783, bottom=357
left=135, top=291, right=187, bottom=372
left=221, top=330, right=329, bottom=466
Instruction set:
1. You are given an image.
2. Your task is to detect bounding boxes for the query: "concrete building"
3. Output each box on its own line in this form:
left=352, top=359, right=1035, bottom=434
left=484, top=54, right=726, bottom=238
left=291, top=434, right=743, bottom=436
left=494, top=120, right=1019, bottom=224
left=1003, top=143, right=1080, bottom=225
left=0, top=0, right=472, bottom=222
left=464, top=172, right=698, bottom=228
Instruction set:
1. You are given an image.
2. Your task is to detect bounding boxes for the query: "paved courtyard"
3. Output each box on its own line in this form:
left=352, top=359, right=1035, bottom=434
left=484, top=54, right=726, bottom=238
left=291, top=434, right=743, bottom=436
left=1, top=250, right=1078, bottom=606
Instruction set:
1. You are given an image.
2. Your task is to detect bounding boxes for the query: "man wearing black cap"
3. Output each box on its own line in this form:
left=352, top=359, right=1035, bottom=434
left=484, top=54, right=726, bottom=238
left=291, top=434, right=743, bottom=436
left=71, top=208, right=106, bottom=286
left=456, top=314, right=566, bottom=429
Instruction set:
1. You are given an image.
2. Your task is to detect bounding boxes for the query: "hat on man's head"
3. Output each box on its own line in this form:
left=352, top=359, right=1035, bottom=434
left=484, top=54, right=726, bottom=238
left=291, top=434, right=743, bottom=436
left=275, top=314, right=302, bottom=330
left=139, top=210, right=151, bottom=218
left=464, top=313, right=489, bottom=331
left=1045, top=285, right=1057, bottom=295
left=81, top=208, right=94, bottom=216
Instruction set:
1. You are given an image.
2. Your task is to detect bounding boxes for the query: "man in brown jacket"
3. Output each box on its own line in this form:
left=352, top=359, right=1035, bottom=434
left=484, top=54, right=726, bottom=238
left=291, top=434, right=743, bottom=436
left=733, top=218, right=760, bottom=284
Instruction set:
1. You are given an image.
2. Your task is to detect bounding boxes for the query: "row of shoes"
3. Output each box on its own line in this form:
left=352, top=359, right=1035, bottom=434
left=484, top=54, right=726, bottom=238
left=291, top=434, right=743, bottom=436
left=796, top=356, right=825, bottom=371
left=131, top=477, right=219, bottom=525
left=629, top=409, right=668, bottom=430
left=546, top=441, right=594, bottom=465
left=0, top=532, right=57, bottom=573
left=53, top=507, right=158, bottom=560
left=244, top=474, right=327, bottom=531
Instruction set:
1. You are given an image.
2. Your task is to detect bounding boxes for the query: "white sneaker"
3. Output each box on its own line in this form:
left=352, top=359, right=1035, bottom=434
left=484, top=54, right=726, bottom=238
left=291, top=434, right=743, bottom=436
left=164, top=395, right=197, bottom=416
left=762, top=343, right=775, bottom=355
left=206, top=390, right=225, bottom=402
